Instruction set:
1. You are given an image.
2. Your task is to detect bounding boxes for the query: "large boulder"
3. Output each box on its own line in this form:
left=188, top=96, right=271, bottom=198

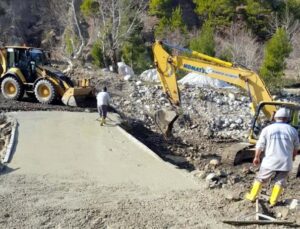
left=139, top=69, right=159, bottom=82
left=117, top=62, right=135, bottom=78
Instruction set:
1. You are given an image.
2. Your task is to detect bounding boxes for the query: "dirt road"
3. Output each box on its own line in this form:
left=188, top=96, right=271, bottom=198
left=0, top=111, right=231, bottom=228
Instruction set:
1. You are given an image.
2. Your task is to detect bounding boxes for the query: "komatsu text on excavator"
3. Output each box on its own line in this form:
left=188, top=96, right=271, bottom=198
left=153, top=40, right=300, bottom=177
left=0, top=46, right=93, bottom=106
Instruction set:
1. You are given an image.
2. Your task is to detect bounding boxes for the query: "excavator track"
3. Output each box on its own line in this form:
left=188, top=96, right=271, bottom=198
left=221, top=142, right=255, bottom=165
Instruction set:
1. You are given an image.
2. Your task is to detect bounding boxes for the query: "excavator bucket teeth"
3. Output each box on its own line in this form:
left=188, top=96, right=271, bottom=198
left=154, top=109, right=179, bottom=137
left=61, top=87, right=93, bottom=107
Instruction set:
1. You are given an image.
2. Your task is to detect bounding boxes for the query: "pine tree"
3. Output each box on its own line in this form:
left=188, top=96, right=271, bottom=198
left=155, top=6, right=187, bottom=38
left=122, top=34, right=151, bottom=74
left=193, top=0, right=234, bottom=25
left=189, top=20, right=215, bottom=56
left=260, top=28, right=292, bottom=89
left=149, top=0, right=172, bottom=17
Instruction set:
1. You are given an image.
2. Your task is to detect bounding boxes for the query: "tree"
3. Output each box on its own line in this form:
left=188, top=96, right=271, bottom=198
left=268, top=1, right=300, bottom=43
left=216, top=24, right=262, bottom=71
left=189, top=20, right=215, bottom=56
left=80, top=0, right=99, bottom=17
left=91, top=41, right=104, bottom=67
left=241, top=0, right=273, bottom=39
left=287, top=0, right=300, bottom=19
left=80, top=0, right=147, bottom=73
left=149, top=0, right=172, bottom=17
left=193, top=0, right=235, bottom=25
left=122, top=34, right=151, bottom=74
left=155, top=6, right=187, bottom=45
left=260, top=28, right=292, bottom=89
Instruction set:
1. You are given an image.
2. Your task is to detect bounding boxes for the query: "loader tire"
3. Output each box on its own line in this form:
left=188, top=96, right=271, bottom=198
left=1, top=76, right=24, bottom=100
left=34, top=79, right=57, bottom=104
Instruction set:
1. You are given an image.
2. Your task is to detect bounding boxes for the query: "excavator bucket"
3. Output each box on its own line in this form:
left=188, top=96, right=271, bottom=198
left=154, top=109, right=179, bottom=137
left=61, top=87, right=93, bottom=107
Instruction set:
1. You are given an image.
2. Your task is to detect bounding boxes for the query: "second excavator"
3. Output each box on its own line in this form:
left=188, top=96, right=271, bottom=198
left=153, top=40, right=300, bottom=177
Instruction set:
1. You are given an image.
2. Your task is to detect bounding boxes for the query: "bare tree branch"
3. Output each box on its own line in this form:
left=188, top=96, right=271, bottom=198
left=71, top=0, right=85, bottom=59
left=216, top=24, right=262, bottom=71
left=268, top=3, right=300, bottom=41
left=89, top=0, right=147, bottom=72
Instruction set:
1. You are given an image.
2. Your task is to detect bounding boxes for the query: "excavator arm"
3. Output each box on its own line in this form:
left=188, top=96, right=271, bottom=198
left=153, top=40, right=277, bottom=135
left=153, top=40, right=276, bottom=118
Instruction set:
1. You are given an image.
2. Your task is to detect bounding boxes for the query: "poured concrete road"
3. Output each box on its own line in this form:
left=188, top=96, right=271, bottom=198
left=7, top=111, right=197, bottom=191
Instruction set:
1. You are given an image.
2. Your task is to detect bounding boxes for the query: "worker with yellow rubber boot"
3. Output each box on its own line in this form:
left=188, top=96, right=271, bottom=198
left=96, top=86, right=110, bottom=126
left=245, top=108, right=299, bottom=206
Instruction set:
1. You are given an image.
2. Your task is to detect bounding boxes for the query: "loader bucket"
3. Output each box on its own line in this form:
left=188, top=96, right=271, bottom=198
left=61, top=87, right=93, bottom=107
left=154, top=109, right=179, bottom=137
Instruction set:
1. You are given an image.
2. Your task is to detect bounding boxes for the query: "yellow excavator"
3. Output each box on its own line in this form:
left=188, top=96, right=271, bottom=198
left=153, top=40, right=300, bottom=177
left=0, top=46, right=93, bottom=106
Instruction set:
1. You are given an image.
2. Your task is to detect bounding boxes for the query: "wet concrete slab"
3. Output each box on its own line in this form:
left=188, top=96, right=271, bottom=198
left=6, top=111, right=198, bottom=192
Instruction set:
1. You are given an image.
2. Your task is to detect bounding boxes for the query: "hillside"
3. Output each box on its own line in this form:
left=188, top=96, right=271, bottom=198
left=0, top=0, right=299, bottom=79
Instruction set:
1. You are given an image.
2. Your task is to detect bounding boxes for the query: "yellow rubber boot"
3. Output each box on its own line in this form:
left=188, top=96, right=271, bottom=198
left=245, top=181, right=262, bottom=202
left=269, top=184, right=283, bottom=207
left=100, top=117, right=105, bottom=126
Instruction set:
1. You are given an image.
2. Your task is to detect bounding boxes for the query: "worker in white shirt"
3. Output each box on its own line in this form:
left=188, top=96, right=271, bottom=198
left=245, top=107, right=299, bottom=206
left=96, top=86, right=110, bottom=126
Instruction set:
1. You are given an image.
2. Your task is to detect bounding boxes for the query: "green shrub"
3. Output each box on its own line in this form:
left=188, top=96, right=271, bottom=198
left=64, top=30, right=73, bottom=56
left=122, top=35, right=151, bottom=74
left=80, top=0, right=99, bottom=17
left=189, top=20, right=215, bottom=56
left=155, top=6, right=187, bottom=38
left=91, top=42, right=104, bottom=67
left=260, top=28, right=292, bottom=90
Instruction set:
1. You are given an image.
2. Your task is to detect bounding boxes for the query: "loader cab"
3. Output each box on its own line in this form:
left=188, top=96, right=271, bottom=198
left=249, top=102, right=300, bottom=143
left=5, top=47, right=49, bottom=83
left=30, top=48, right=49, bottom=66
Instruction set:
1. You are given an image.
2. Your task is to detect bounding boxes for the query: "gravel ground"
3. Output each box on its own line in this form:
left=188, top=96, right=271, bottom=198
left=0, top=68, right=299, bottom=227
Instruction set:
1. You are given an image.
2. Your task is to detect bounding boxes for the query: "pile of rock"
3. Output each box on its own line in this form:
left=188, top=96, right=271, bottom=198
left=112, top=79, right=253, bottom=140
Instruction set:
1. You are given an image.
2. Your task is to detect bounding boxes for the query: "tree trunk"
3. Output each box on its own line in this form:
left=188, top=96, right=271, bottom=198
left=107, top=34, right=118, bottom=73
left=110, top=49, right=118, bottom=73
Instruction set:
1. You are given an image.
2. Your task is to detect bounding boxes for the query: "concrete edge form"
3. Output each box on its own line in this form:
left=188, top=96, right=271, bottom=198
left=2, top=117, right=18, bottom=163
left=117, top=125, right=200, bottom=183
left=116, top=126, right=162, bottom=161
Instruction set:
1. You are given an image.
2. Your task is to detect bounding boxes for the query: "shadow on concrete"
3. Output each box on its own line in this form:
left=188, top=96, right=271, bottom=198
left=0, top=165, right=20, bottom=176
left=121, top=119, right=196, bottom=172
left=94, top=119, right=119, bottom=127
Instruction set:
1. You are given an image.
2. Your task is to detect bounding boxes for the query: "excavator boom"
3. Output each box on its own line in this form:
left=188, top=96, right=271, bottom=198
left=153, top=40, right=276, bottom=119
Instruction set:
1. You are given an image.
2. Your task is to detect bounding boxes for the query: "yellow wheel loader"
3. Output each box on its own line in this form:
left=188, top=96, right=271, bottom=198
left=153, top=40, right=300, bottom=177
left=0, top=46, right=93, bottom=106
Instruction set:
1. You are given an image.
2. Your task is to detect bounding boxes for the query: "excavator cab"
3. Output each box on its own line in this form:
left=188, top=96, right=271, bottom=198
left=249, top=101, right=300, bottom=143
